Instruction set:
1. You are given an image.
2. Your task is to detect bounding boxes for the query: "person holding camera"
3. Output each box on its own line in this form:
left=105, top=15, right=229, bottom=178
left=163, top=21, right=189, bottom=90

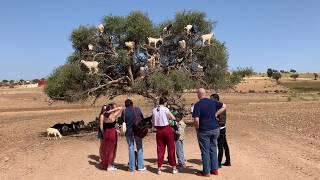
left=99, top=103, right=123, bottom=171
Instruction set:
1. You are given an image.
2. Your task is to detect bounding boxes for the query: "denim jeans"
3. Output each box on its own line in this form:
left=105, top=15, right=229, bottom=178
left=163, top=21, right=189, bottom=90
left=126, top=136, right=144, bottom=171
left=197, top=128, right=220, bottom=174
left=175, top=140, right=185, bottom=166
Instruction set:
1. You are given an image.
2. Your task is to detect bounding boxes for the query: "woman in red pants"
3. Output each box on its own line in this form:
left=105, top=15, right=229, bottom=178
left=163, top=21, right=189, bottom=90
left=152, top=97, right=178, bottom=175
left=100, top=103, right=123, bottom=171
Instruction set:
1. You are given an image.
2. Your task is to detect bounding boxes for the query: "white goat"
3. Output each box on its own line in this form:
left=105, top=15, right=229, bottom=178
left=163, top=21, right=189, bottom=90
left=147, top=37, right=163, bottom=47
left=201, top=33, right=215, bottom=45
left=80, top=60, right=99, bottom=74
left=184, top=24, right=195, bottom=35
left=88, top=44, right=94, bottom=51
left=47, top=128, right=62, bottom=140
left=125, top=41, right=135, bottom=53
left=179, top=40, right=186, bottom=49
left=97, top=24, right=104, bottom=33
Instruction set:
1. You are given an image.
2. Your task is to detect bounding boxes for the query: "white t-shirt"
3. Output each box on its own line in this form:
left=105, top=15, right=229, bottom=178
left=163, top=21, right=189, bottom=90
left=152, top=105, right=170, bottom=127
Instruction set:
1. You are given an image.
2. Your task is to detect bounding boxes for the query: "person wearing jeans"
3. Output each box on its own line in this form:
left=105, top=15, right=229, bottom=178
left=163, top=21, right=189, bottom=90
left=174, top=113, right=186, bottom=167
left=192, top=88, right=226, bottom=177
left=122, top=99, right=146, bottom=172
left=126, top=136, right=144, bottom=171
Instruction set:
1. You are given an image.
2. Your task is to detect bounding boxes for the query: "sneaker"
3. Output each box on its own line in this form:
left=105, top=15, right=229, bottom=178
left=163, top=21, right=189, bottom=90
left=196, top=172, right=210, bottom=177
left=210, top=170, right=218, bottom=175
left=138, top=167, right=146, bottom=171
left=172, top=169, right=178, bottom=174
left=222, top=162, right=231, bottom=166
left=157, top=170, right=162, bottom=175
left=107, top=166, right=117, bottom=171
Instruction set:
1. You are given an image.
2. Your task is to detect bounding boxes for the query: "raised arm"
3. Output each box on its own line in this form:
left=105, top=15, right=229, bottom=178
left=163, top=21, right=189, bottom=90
left=99, top=114, right=104, bottom=133
left=166, top=111, right=176, bottom=121
left=215, top=103, right=226, bottom=118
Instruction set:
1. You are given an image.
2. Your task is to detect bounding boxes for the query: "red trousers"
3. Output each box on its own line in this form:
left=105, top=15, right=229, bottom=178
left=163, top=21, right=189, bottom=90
left=100, top=128, right=117, bottom=167
left=156, top=126, right=177, bottom=168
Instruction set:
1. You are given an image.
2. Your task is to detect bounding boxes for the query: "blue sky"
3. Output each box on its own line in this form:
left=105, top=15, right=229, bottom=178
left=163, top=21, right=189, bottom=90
left=0, top=0, right=319, bottom=80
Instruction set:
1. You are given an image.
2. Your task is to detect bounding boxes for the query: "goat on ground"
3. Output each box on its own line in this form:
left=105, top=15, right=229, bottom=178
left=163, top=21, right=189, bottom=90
left=47, top=128, right=62, bottom=140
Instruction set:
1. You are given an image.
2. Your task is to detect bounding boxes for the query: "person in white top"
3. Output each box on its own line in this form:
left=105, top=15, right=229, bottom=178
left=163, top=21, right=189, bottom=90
left=152, top=96, right=178, bottom=175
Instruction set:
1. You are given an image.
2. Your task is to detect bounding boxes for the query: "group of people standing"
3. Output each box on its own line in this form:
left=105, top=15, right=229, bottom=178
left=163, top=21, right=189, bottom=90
left=97, top=88, right=231, bottom=176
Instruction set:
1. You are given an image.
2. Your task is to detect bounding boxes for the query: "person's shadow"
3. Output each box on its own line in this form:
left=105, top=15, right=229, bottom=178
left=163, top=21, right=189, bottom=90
left=88, top=154, right=128, bottom=171
left=88, top=155, right=105, bottom=170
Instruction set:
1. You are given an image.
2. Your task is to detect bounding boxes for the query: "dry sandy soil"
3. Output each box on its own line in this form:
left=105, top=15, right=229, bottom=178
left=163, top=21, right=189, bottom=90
left=0, top=88, right=320, bottom=180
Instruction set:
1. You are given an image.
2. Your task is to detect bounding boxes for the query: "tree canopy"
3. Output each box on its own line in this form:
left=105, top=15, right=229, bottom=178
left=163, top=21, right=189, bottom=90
left=45, top=10, right=237, bottom=109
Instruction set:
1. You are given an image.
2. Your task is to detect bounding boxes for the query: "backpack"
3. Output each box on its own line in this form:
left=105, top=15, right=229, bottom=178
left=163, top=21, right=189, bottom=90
left=132, top=107, right=148, bottom=139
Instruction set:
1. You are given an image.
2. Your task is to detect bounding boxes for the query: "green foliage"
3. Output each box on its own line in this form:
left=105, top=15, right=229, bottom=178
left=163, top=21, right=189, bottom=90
left=117, top=49, right=131, bottom=66
left=234, top=67, right=254, bottom=78
left=70, top=26, right=96, bottom=51
left=44, top=64, right=87, bottom=101
left=267, top=68, right=273, bottom=77
left=314, top=73, right=318, bottom=80
left=2, top=79, right=8, bottom=83
left=173, top=11, right=214, bottom=34
left=272, top=72, right=282, bottom=82
left=126, top=11, right=155, bottom=43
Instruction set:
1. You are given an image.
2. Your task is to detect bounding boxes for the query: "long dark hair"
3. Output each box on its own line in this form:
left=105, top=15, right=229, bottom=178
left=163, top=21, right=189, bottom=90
left=157, top=96, right=168, bottom=111
left=99, top=105, right=107, bottom=116
left=100, top=104, right=114, bottom=118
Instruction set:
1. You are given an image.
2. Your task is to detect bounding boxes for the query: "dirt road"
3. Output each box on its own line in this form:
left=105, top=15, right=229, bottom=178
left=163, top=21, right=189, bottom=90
left=0, top=89, right=319, bottom=180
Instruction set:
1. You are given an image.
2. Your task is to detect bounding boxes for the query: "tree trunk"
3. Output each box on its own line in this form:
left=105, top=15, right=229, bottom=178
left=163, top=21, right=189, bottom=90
left=127, top=65, right=134, bottom=85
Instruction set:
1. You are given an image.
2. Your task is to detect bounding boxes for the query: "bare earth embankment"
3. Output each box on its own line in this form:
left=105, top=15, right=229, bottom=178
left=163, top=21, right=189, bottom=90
left=0, top=88, right=319, bottom=180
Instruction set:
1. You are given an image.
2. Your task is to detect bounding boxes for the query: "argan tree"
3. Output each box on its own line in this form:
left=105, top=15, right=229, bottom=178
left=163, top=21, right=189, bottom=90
left=45, top=11, right=233, bottom=112
left=290, top=73, right=299, bottom=81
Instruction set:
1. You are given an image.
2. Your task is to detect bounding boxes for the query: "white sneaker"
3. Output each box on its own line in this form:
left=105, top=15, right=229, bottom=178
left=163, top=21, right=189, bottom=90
left=157, top=170, right=162, bottom=175
left=107, top=166, right=117, bottom=171
left=172, top=169, right=178, bottom=174
left=138, top=167, right=146, bottom=171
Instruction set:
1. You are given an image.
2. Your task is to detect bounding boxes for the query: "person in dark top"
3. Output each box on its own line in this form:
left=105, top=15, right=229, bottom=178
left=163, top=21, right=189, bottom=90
left=192, top=88, right=226, bottom=177
left=99, top=103, right=123, bottom=171
left=121, top=99, right=146, bottom=172
left=211, top=93, right=231, bottom=167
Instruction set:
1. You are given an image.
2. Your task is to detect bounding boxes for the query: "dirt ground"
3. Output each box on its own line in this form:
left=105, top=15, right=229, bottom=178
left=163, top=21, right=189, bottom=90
left=0, top=88, right=320, bottom=180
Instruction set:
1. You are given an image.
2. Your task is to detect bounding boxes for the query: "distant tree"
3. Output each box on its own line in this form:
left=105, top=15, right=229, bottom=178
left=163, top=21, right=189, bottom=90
left=235, top=67, right=254, bottom=78
left=32, top=79, right=40, bottom=83
left=2, top=80, right=8, bottom=83
left=280, top=70, right=285, bottom=73
left=272, top=72, right=282, bottom=83
left=290, top=73, right=299, bottom=81
left=267, top=68, right=274, bottom=77
left=41, top=78, right=46, bottom=80
left=9, top=80, right=14, bottom=84
left=314, top=73, right=319, bottom=80
left=290, top=69, right=296, bottom=73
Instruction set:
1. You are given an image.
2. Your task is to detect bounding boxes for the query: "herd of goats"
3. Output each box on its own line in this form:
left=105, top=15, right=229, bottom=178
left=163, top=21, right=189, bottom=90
left=79, top=23, right=215, bottom=77
left=46, top=116, right=153, bottom=140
